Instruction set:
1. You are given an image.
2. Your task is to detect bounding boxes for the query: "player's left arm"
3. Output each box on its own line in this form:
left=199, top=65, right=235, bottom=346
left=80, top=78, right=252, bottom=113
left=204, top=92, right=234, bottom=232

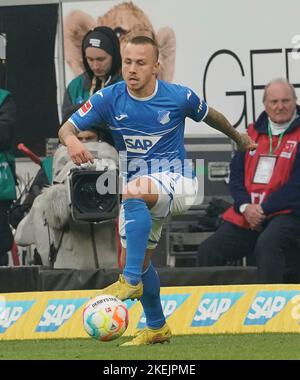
left=184, top=87, right=256, bottom=151
left=203, top=107, right=257, bottom=151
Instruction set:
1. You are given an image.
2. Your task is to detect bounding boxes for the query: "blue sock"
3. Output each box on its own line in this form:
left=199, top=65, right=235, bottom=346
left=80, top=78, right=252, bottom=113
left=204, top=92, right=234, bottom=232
left=123, top=198, right=152, bottom=285
left=141, top=264, right=165, bottom=329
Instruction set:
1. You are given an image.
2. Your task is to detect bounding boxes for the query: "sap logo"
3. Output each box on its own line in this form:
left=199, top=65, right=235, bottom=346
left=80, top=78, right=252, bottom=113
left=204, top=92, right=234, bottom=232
left=244, top=290, right=299, bottom=325
left=290, top=294, right=300, bottom=323
left=192, top=292, right=244, bottom=327
left=125, top=138, right=152, bottom=151
left=0, top=301, right=35, bottom=333
left=123, top=299, right=137, bottom=310
left=123, top=135, right=162, bottom=153
left=35, top=298, right=88, bottom=332
left=137, top=294, right=189, bottom=329
left=0, top=296, right=5, bottom=310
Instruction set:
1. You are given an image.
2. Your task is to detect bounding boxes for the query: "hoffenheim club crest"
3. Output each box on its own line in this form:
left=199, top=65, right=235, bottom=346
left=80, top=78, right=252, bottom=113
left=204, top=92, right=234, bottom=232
left=157, top=110, right=170, bottom=125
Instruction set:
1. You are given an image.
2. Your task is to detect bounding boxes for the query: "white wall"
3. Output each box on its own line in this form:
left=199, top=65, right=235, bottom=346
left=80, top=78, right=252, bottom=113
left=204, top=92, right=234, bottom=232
left=62, top=0, right=300, bottom=135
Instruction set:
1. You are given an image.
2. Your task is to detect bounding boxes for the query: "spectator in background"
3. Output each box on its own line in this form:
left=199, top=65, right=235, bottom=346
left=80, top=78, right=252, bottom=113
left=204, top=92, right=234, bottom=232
left=62, top=26, right=122, bottom=120
left=197, top=78, right=300, bottom=283
left=0, top=88, right=16, bottom=266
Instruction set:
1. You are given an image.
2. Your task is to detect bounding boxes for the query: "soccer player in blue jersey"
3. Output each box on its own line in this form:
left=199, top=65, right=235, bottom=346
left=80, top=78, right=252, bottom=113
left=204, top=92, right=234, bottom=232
left=59, top=36, right=256, bottom=346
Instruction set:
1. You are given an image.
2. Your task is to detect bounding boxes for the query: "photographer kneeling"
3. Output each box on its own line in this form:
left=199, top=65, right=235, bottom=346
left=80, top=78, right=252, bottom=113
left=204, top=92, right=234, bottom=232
left=15, top=127, right=119, bottom=269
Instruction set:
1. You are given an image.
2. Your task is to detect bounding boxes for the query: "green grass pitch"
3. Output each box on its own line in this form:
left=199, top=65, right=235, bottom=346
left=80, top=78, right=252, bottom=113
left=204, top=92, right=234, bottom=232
left=0, top=333, right=299, bottom=360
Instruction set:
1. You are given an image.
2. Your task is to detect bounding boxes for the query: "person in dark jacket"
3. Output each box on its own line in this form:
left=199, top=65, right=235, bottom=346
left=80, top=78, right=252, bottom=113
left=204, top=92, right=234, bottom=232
left=197, top=78, right=300, bottom=283
left=62, top=26, right=122, bottom=120
left=0, top=88, right=16, bottom=266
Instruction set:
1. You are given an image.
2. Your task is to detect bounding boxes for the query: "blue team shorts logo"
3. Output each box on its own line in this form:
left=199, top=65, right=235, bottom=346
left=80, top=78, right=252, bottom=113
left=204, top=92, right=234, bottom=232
left=157, top=110, right=170, bottom=125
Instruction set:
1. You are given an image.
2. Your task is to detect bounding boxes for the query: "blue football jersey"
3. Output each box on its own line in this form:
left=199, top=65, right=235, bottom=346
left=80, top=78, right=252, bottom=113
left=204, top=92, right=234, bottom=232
left=70, top=80, right=208, bottom=180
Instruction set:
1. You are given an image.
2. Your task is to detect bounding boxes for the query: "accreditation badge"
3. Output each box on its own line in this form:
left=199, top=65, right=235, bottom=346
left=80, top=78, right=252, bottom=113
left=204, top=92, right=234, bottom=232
left=253, top=155, right=277, bottom=184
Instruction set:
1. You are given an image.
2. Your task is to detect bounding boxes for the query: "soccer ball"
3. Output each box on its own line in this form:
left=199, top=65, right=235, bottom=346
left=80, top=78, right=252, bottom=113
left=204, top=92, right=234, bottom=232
left=82, top=294, right=128, bottom=341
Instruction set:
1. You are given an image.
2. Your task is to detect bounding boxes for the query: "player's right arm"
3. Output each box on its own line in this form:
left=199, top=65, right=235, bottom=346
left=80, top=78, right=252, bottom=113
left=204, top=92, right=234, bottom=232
left=59, top=87, right=111, bottom=165
left=58, top=121, right=94, bottom=165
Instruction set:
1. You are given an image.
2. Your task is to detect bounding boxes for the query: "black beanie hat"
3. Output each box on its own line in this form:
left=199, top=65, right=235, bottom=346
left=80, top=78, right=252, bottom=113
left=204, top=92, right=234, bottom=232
left=81, top=26, right=121, bottom=80
left=83, top=29, right=114, bottom=56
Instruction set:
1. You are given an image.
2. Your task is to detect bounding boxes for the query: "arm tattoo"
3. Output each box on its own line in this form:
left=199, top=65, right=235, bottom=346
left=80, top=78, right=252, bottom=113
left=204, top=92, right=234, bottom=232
left=204, top=107, right=242, bottom=146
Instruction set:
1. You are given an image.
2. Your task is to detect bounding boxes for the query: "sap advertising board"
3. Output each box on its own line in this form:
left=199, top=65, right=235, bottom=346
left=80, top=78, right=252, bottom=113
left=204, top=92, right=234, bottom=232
left=62, top=0, right=300, bottom=135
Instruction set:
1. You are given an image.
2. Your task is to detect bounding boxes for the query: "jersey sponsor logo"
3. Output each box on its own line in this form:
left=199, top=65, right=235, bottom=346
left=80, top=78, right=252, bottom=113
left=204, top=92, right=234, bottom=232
left=78, top=100, right=93, bottom=117
left=0, top=300, right=35, bottom=333
left=244, top=290, right=299, bottom=325
left=115, top=114, right=128, bottom=121
left=157, top=110, right=170, bottom=125
left=123, top=135, right=162, bottom=153
left=35, top=298, right=88, bottom=332
left=191, top=292, right=244, bottom=326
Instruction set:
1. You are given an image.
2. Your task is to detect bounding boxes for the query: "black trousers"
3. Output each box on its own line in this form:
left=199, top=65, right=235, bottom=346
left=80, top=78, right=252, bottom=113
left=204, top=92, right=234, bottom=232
left=197, top=214, right=300, bottom=283
left=0, top=200, right=13, bottom=266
